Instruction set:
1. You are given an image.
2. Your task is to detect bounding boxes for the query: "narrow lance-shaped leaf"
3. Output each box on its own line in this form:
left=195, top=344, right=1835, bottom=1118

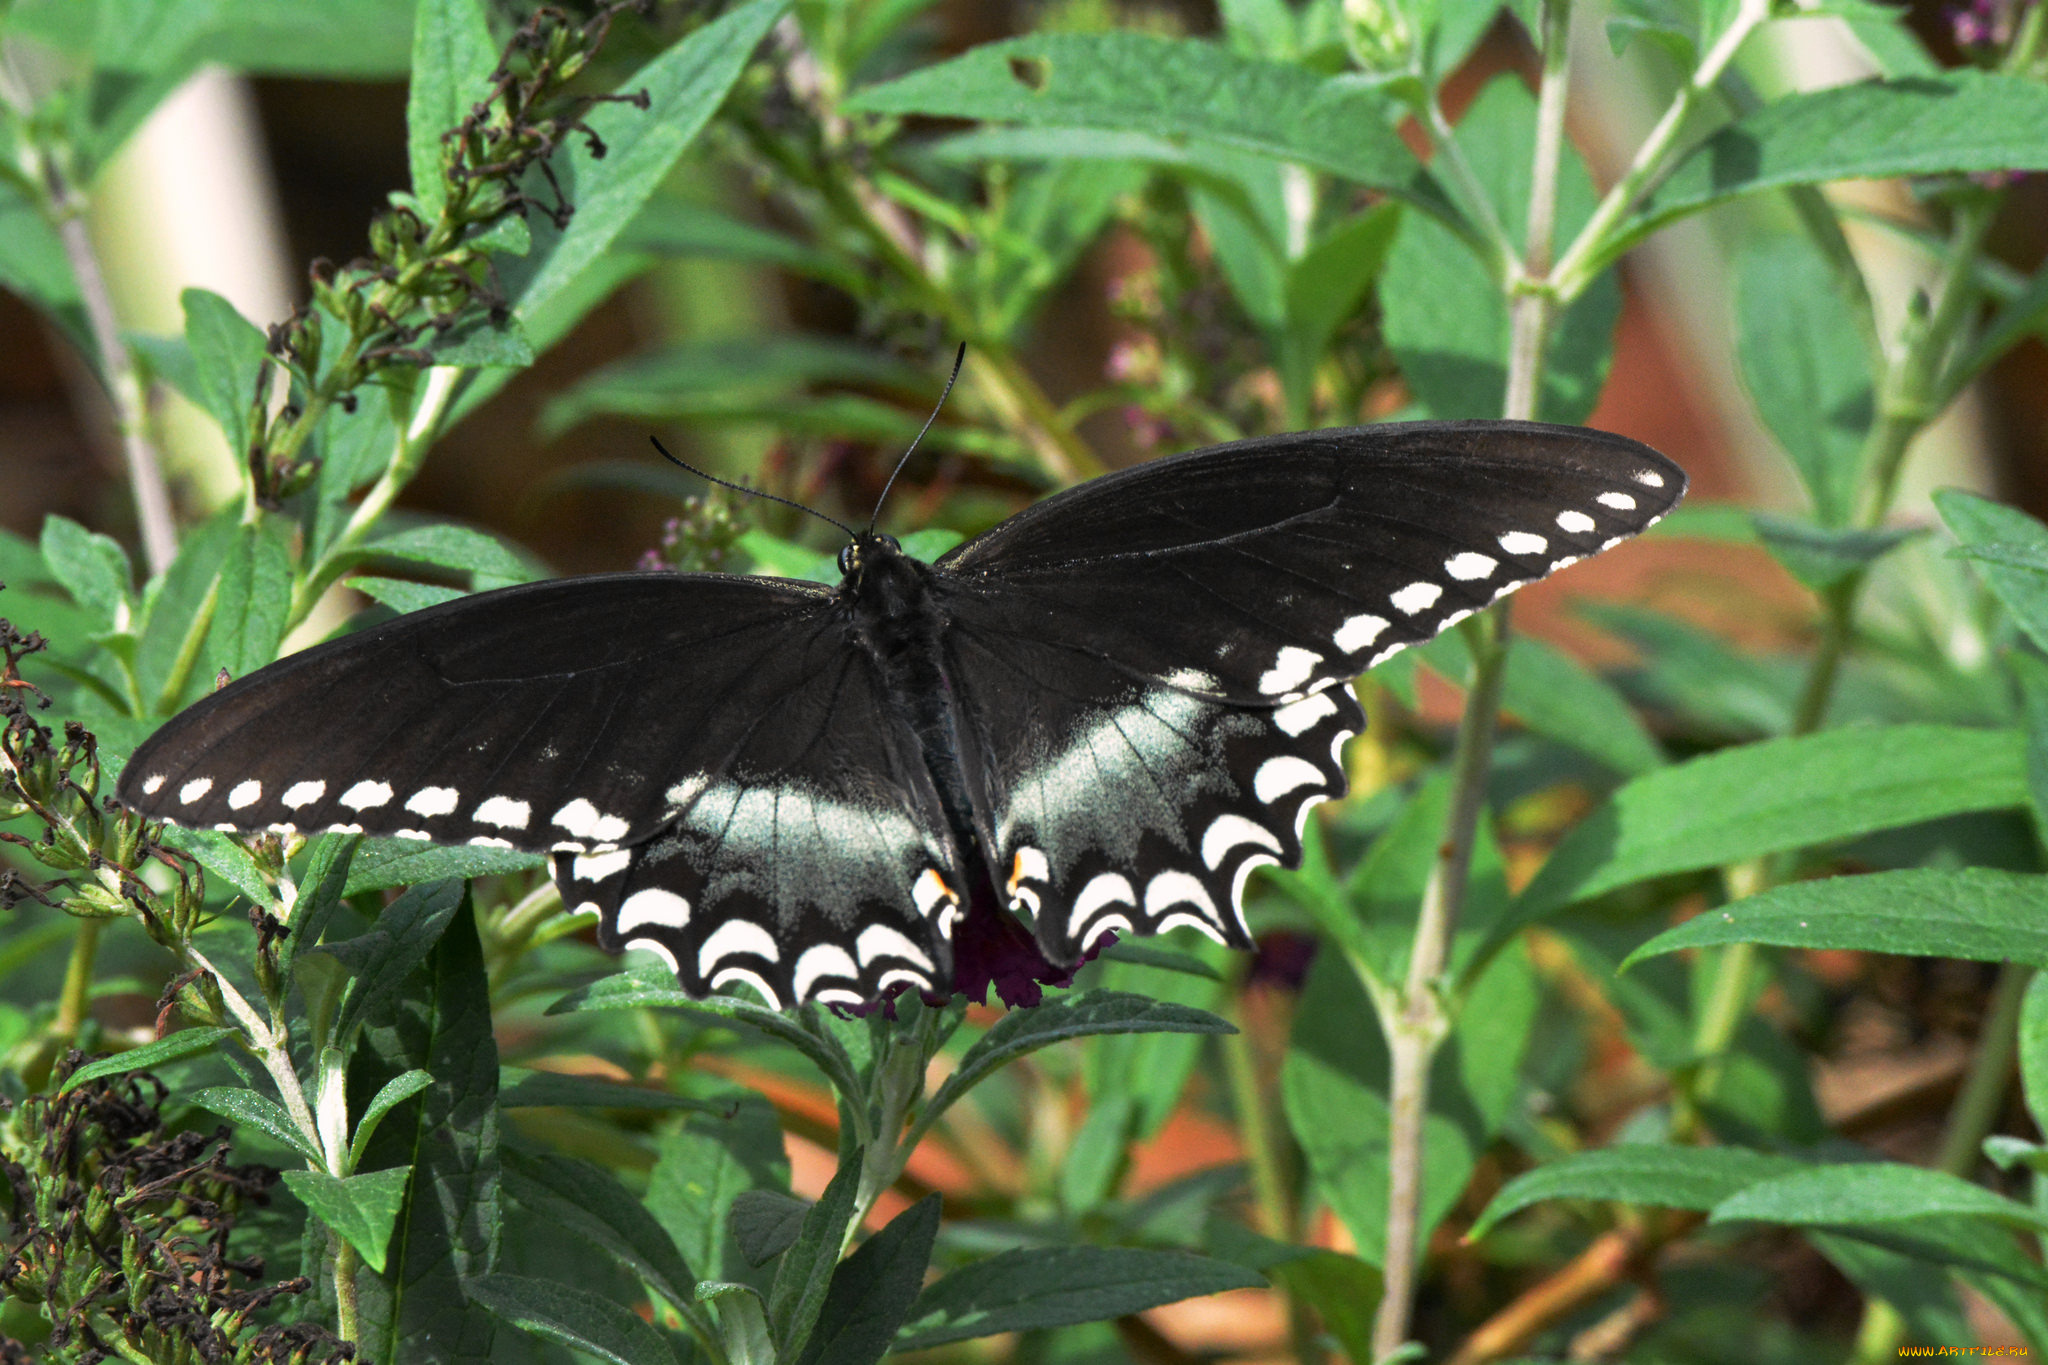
left=1508, top=724, right=2027, bottom=930
left=845, top=32, right=1450, bottom=221
left=466, top=1273, right=683, bottom=1365
left=893, top=1246, right=1263, bottom=1352
left=1622, top=868, right=2048, bottom=971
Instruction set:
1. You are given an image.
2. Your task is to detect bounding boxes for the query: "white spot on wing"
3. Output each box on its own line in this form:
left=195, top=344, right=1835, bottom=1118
left=699, top=920, right=781, bottom=972
left=228, top=780, right=262, bottom=810
left=1258, top=646, right=1323, bottom=696
left=341, top=780, right=392, bottom=810
left=1391, top=582, right=1442, bottom=615
left=552, top=798, right=600, bottom=837
left=1272, top=690, right=1338, bottom=737
left=467, top=836, right=513, bottom=848
left=1165, top=667, right=1220, bottom=692
left=857, top=924, right=933, bottom=971
left=1441, top=608, right=1473, bottom=630
left=710, top=966, right=782, bottom=1009
left=912, top=868, right=956, bottom=917
left=1334, top=613, right=1390, bottom=653
left=618, top=888, right=690, bottom=934
left=1069, top=873, right=1137, bottom=936
left=628, top=937, right=679, bottom=976
left=393, top=829, right=431, bottom=841
left=793, top=944, right=859, bottom=1001
left=1499, top=531, right=1547, bottom=556
left=1598, top=491, right=1637, bottom=511
left=1154, top=911, right=1227, bottom=944
left=572, top=849, right=632, bottom=883
left=1556, top=509, right=1596, bottom=534
left=1228, top=854, right=1280, bottom=930
left=1202, top=814, right=1281, bottom=869
left=142, top=774, right=166, bottom=795
left=179, top=778, right=213, bottom=805
left=406, top=786, right=459, bottom=817
left=1255, top=756, right=1324, bottom=804
left=1145, top=870, right=1219, bottom=926
left=282, top=780, right=325, bottom=809
left=474, top=796, right=531, bottom=829
left=1633, top=469, right=1666, bottom=488
left=1446, top=552, right=1496, bottom=581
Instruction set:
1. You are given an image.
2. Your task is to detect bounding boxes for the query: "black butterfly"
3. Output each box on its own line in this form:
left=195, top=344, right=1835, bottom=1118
left=117, top=420, right=1683, bottom=1008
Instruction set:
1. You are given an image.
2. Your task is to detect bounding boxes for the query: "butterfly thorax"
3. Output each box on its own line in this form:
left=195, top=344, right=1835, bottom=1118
left=837, top=534, right=1000, bottom=909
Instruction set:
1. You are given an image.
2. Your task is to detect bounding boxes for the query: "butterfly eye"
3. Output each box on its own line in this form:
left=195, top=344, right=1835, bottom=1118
left=877, top=535, right=900, bottom=552
left=838, top=544, right=858, bottom=575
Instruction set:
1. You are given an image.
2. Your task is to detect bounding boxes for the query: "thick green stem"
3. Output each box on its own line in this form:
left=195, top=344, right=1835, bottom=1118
left=53, top=918, right=103, bottom=1047
left=332, top=1236, right=362, bottom=1347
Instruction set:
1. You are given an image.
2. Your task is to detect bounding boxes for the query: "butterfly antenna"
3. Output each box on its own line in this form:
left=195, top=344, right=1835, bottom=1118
left=650, top=436, right=857, bottom=540
left=868, top=342, right=967, bottom=533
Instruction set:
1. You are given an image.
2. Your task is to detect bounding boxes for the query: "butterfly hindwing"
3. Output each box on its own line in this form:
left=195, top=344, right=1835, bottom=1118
left=941, top=621, right=1361, bottom=962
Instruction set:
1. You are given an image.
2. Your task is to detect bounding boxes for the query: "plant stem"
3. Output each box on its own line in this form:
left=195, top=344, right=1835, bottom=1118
left=1547, top=0, right=1771, bottom=303
left=332, top=1236, right=362, bottom=1347
left=1935, top=962, right=2031, bottom=1177
left=53, top=918, right=103, bottom=1047
left=42, top=159, right=180, bottom=576
left=1374, top=0, right=1574, bottom=1352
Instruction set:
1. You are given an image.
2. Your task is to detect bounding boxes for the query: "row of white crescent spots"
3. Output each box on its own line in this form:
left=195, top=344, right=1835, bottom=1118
left=577, top=862, right=941, bottom=1009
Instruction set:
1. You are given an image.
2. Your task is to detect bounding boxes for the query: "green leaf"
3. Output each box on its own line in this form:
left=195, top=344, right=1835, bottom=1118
left=0, top=179, right=89, bottom=361
left=540, top=336, right=929, bottom=437
left=1936, top=489, right=2048, bottom=652
left=1380, top=77, right=1620, bottom=422
left=502, top=1151, right=699, bottom=1318
left=795, top=1195, right=942, bottom=1365
left=60, top=1027, right=236, bottom=1094
left=647, top=1094, right=790, bottom=1283
left=549, top=965, right=863, bottom=1099
left=282, top=1167, right=413, bottom=1274
left=154, top=825, right=272, bottom=907
left=916, top=991, right=1234, bottom=1142
left=321, top=881, right=466, bottom=1049
left=466, top=1273, right=683, bottom=1365
left=1751, top=514, right=1919, bottom=592
left=348, top=1069, right=435, bottom=1169
left=1263, top=1251, right=1382, bottom=1364
left=498, top=1068, right=722, bottom=1113
left=364, top=523, right=544, bottom=588
left=184, top=1085, right=324, bottom=1163
left=282, top=832, right=360, bottom=976
left=846, top=33, right=1446, bottom=218
left=2020, top=973, right=2048, bottom=1139
left=350, top=894, right=502, bottom=1365
left=181, top=287, right=269, bottom=461
left=504, top=0, right=791, bottom=328
left=341, top=838, right=543, bottom=895
left=349, top=576, right=469, bottom=615
left=1511, top=724, right=2027, bottom=927
left=1430, top=628, right=1664, bottom=776
left=1623, top=73, right=2048, bottom=253
left=1735, top=234, right=1875, bottom=526
left=38, top=515, right=132, bottom=625
left=202, top=520, right=293, bottom=681
left=1085, top=941, right=1228, bottom=1140
left=134, top=506, right=238, bottom=708
left=768, top=1158, right=861, bottom=1356
left=408, top=0, right=498, bottom=223
left=1277, top=205, right=1399, bottom=417
left=1623, top=869, right=2048, bottom=970
left=1469, top=1145, right=1809, bottom=1239
left=731, top=1189, right=812, bottom=1268
left=619, top=198, right=862, bottom=292
left=1711, top=1162, right=2048, bottom=1235
left=894, top=1246, right=1263, bottom=1351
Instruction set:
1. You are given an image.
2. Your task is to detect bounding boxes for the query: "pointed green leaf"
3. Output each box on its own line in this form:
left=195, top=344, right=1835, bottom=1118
left=1937, top=489, right=2048, bottom=652
left=795, top=1195, right=942, bottom=1365
left=408, top=0, right=498, bottom=222
left=283, top=1167, right=413, bottom=1274
left=1711, top=1162, right=2048, bottom=1234
left=502, top=1151, right=699, bottom=1318
left=466, top=1273, right=683, bottom=1365
left=186, top=1084, right=324, bottom=1164
left=1470, top=1145, right=1809, bottom=1239
left=60, top=1027, right=237, bottom=1094
left=894, top=1247, right=1262, bottom=1351
left=1623, top=868, right=2048, bottom=970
